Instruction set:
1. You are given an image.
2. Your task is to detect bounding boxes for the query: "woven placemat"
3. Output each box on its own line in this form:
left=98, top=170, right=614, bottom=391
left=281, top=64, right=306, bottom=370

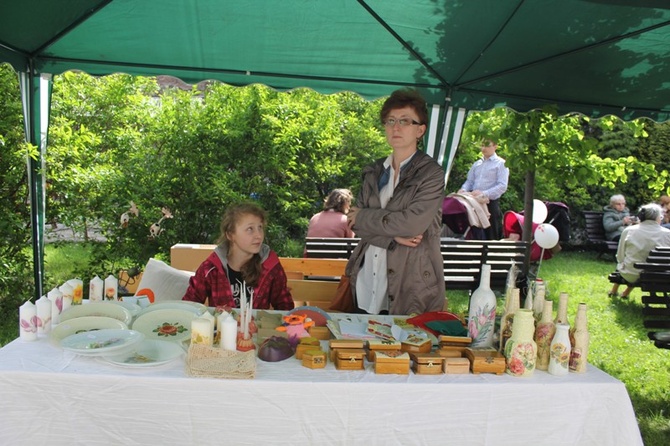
left=186, top=344, right=256, bottom=379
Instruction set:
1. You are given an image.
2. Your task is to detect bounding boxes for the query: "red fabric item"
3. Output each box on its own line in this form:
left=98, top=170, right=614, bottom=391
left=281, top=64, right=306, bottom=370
left=503, top=211, right=553, bottom=262
left=406, top=311, right=461, bottom=337
left=182, top=250, right=295, bottom=310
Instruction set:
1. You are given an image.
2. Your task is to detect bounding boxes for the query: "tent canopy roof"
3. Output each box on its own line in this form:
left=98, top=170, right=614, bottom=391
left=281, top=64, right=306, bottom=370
left=1, top=0, right=670, bottom=121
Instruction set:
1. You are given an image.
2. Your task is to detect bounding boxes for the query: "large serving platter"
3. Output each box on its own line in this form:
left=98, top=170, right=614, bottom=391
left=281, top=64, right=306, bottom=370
left=51, top=316, right=128, bottom=343
left=60, top=302, right=133, bottom=326
left=134, top=301, right=208, bottom=319
left=60, top=329, right=144, bottom=356
left=131, top=309, right=197, bottom=344
left=101, top=339, right=185, bottom=368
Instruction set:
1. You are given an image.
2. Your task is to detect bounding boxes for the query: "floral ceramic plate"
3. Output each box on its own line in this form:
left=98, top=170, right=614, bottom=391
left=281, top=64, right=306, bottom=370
left=101, top=339, right=185, bottom=368
left=51, top=316, right=128, bottom=343
left=134, top=301, right=208, bottom=319
left=60, top=302, right=133, bottom=326
left=61, top=329, right=144, bottom=356
left=131, top=309, right=197, bottom=344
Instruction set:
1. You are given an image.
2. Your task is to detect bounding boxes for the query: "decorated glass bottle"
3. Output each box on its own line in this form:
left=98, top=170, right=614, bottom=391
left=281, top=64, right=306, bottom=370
left=569, top=303, right=590, bottom=373
left=532, top=278, right=546, bottom=321
left=499, top=288, right=520, bottom=353
left=534, top=299, right=556, bottom=371
left=468, top=264, right=497, bottom=348
left=548, top=323, right=571, bottom=376
left=554, top=292, right=569, bottom=325
left=504, top=309, right=537, bottom=377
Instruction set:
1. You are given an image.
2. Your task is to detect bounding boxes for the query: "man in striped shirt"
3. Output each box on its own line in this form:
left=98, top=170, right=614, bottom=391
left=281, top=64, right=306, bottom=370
left=458, top=139, right=509, bottom=240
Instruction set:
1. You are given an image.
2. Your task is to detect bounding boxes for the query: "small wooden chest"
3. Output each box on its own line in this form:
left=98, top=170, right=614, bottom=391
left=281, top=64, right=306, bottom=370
left=366, top=339, right=402, bottom=362
left=329, top=339, right=365, bottom=362
left=464, top=348, right=506, bottom=375
left=335, top=349, right=366, bottom=370
left=400, top=334, right=432, bottom=354
left=444, top=357, right=471, bottom=374
left=295, top=337, right=321, bottom=359
left=374, top=351, right=410, bottom=375
left=410, top=352, right=444, bottom=375
left=308, top=326, right=331, bottom=340
left=302, top=349, right=327, bottom=369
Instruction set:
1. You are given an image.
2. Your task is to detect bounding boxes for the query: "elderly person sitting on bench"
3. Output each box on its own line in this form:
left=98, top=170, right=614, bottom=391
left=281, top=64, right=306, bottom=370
left=609, top=203, right=670, bottom=299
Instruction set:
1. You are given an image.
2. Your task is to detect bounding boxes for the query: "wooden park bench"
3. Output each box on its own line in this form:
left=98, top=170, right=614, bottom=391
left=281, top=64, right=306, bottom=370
left=583, top=211, right=618, bottom=256
left=304, top=237, right=529, bottom=294
left=634, top=248, right=670, bottom=349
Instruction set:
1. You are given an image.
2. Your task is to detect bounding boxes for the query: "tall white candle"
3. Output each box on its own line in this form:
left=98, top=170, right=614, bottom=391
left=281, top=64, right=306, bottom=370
left=104, top=274, right=118, bottom=301
left=89, top=275, right=104, bottom=301
left=216, top=310, right=230, bottom=332
left=191, top=318, right=213, bottom=346
left=220, top=315, right=238, bottom=351
left=35, top=295, right=51, bottom=335
left=47, top=287, right=63, bottom=326
left=19, top=301, right=37, bottom=341
left=67, top=278, right=84, bottom=305
left=59, top=282, right=74, bottom=303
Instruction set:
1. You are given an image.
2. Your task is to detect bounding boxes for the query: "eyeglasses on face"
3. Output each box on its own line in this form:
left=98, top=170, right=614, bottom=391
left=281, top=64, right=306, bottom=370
left=383, top=118, right=422, bottom=127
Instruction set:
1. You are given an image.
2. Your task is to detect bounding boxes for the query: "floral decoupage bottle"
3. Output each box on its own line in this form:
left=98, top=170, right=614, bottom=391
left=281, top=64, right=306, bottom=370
left=534, top=299, right=556, bottom=371
left=499, top=288, right=520, bottom=353
left=569, top=303, right=590, bottom=373
left=504, top=309, right=538, bottom=377
left=468, top=264, right=497, bottom=348
left=548, top=323, right=571, bottom=376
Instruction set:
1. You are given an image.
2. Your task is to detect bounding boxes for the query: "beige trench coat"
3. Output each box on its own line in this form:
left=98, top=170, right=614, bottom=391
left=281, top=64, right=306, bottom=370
left=346, top=151, right=446, bottom=315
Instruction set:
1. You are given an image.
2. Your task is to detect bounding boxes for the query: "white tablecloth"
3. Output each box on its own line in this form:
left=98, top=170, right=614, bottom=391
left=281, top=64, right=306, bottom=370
left=0, top=336, right=642, bottom=446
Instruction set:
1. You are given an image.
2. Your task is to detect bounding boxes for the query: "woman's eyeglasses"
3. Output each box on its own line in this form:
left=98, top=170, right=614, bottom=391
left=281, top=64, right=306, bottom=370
left=383, top=118, right=422, bottom=127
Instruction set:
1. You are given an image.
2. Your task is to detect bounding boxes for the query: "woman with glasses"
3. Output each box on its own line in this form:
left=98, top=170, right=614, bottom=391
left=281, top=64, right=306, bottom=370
left=603, top=194, right=636, bottom=242
left=345, top=89, right=446, bottom=315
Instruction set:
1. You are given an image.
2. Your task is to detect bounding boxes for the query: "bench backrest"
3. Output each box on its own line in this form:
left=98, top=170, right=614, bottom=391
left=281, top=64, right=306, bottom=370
left=634, top=249, right=670, bottom=342
left=583, top=211, right=618, bottom=252
left=304, top=237, right=528, bottom=292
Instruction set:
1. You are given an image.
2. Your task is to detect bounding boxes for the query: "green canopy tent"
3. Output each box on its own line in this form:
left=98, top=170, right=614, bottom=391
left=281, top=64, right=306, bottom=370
left=2, top=0, right=670, bottom=298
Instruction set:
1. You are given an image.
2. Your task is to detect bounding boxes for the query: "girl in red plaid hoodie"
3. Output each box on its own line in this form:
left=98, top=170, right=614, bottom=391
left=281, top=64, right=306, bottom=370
left=182, top=203, right=294, bottom=310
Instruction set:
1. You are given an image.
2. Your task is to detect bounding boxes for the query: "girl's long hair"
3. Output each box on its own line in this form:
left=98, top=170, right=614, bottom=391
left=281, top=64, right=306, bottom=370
left=217, top=202, right=266, bottom=287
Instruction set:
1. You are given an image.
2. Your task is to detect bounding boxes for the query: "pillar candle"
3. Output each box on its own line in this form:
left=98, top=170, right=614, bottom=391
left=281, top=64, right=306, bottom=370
left=104, top=274, right=118, bottom=301
left=47, top=287, right=63, bottom=326
left=35, top=295, right=51, bottom=335
left=59, top=282, right=74, bottom=304
left=220, top=315, right=238, bottom=351
left=190, top=317, right=213, bottom=346
left=19, top=301, right=38, bottom=341
left=216, top=310, right=230, bottom=332
left=89, top=276, right=104, bottom=301
left=67, top=278, right=84, bottom=305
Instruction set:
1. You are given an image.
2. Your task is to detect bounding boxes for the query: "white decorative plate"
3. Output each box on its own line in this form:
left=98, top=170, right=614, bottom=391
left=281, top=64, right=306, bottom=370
left=101, top=339, right=185, bottom=368
left=51, top=316, right=128, bottom=343
left=131, top=309, right=197, bottom=344
left=60, top=302, right=133, bottom=326
left=135, top=301, right=208, bottom=319
left=61, top=329, right=144, bottom=356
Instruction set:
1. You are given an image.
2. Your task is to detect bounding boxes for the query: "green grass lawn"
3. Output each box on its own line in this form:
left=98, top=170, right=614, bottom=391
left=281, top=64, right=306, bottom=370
left=1, top=246, right=668, bottom=444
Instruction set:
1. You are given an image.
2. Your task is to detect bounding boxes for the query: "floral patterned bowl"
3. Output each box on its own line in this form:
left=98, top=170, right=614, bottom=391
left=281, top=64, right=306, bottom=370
left=131, top=309, right=197, bottom=344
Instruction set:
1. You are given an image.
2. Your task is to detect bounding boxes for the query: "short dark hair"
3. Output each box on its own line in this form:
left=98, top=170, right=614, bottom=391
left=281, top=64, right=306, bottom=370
left=380, top=89, right=428, bottom=125
left=324, top=189, right=353, bottom=213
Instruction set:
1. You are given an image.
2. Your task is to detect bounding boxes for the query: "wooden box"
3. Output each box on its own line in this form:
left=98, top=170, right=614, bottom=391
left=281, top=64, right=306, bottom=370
left=335, top=349, right=366, bottom=370
left=302, top=349, right=327, bottom=369
left=464, top=348, right=506, bottom=375
left=410, top=352, right=444, bottom=375
left=438, top=335, right=472, bottom=348
left=329, top=339, right=365, bottom=362
left=444, top=357, right=471, bottom=374
left=374, top=351, right=410, bottom=375
left=436, top=346, right=466, bottom=358
left=295, top=337, right=321, bottom=360
left=366, top=339, right=401, bottom=362
left=308, top=326, right=331, bottom=340
left=400, top=334, right=432, bottom=354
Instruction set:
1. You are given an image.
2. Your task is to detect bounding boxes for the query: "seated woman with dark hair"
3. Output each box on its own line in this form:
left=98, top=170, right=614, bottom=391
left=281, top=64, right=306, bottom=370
left=608, top=203, right=670, bottom=299
left=306, top=189, right=356, bottom=238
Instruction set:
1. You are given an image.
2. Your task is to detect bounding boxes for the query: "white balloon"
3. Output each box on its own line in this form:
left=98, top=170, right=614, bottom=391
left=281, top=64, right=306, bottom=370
left=534, top=223, right=559, bottom=249
left=532, top=199, right=548, bottom=224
